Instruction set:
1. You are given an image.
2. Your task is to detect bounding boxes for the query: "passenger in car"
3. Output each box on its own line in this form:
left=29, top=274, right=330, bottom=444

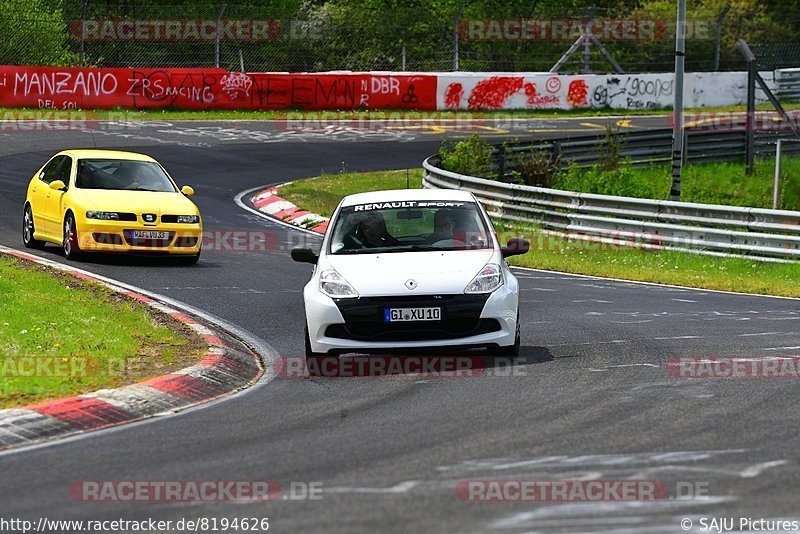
left=426, top=209, right=457, bottom=244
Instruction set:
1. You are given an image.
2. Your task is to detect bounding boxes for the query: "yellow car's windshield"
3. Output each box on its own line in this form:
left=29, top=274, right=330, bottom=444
left=76, top=159, right=177, bottom=192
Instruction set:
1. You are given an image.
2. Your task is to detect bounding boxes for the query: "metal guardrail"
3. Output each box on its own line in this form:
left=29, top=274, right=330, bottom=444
left=776, top=68, right=800, bottom=101
left=488, top=128, right=800, bottom=177
left=423, top=129, right=800, bottom=262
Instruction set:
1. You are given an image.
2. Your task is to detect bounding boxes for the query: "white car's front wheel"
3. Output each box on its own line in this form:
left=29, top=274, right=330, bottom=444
left=305, top=324, right=325, bottom=358
left=488, top=313, right=520, bottom=359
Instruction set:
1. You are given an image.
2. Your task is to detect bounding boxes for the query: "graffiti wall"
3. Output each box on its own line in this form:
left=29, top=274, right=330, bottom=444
left=0, top=65, right=773, bottom=112
left=437, top=72, right=774, bottom=111
left=0, top=66, right=437, bottom=110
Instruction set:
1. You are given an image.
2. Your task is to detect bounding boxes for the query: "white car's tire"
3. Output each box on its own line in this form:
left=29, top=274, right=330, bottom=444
left=488, top=313, right=520, bottom=359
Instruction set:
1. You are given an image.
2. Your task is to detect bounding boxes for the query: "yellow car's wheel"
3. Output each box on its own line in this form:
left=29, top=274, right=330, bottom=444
left=22, top=205, right=45, bottom=249
left=62, top=213, right=83, bottom=260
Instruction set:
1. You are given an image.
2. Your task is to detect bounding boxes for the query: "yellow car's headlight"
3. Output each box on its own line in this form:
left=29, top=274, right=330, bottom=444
left=86, top=211, right=120, bottom=220
left=176, top=215, right=200, bottom=224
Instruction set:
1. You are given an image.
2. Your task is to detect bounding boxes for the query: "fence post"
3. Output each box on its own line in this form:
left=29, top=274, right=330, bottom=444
left=738, top=39, right=757, bottom=174
left=669, top=0, right=687, bottom=201
left=215, top=4, right=227, bottom=68
left=582, top=7, right=596, bottom=74
left=79, top=0, right=88, bottom=67
left=714, top=6, right=731, bottom=71
left=453, top=4, right=465, bottom=71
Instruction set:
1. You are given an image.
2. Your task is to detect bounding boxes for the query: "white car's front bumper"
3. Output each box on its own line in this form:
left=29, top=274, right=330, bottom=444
left=304, top=280, right=519, bottom=355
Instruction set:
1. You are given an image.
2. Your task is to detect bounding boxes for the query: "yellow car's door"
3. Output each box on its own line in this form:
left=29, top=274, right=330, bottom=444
left=45, top=156, right=73, bottom=240
left=30, top=155, right=68, bottom=238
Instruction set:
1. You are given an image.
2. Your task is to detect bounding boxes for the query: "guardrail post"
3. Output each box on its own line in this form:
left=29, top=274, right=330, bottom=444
left=774, top=139, right=782, bottom=209
left=552, top=141, right=562, bottom=170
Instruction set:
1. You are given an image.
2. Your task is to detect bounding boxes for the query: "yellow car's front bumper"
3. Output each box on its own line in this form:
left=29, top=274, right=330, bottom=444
left=77, top=218, right=202, bottom=255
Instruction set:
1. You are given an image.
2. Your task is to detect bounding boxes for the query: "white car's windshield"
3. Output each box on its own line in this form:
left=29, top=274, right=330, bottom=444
left=329, top=200, right=491, bottom=255
left=76, top=159, right=177, bottom=192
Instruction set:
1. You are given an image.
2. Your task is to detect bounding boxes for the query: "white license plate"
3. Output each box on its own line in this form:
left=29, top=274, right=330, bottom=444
left=131, top=230, right=170, bottom=239
left=385, top=307, right=441, bottom=322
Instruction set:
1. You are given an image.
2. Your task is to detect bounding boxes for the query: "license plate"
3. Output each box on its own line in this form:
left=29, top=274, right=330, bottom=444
left=384, top=307, right=441, bottom=322
left=131, top=230, right=170, bottom=239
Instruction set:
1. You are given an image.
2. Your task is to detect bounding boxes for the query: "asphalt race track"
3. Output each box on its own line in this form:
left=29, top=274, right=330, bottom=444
left=1, top=117, right=800, bottom=533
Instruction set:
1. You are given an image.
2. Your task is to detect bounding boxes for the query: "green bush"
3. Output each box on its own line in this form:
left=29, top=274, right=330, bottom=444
left=597, top=125, right=625, bottom=171
left=438, top=134, right=494, bottom=178
left=555, top=163, right=670, bottom=199
left=511, top=148, right=561, bottom=188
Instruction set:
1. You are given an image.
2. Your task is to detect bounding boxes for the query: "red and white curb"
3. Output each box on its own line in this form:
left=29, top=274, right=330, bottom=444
left=0, top=245, right=264, bottom=452
left=251, top=187, right=328, bottom=234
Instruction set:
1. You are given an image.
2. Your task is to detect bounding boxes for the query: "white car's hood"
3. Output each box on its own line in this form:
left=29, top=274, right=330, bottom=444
left=325, top=249, right=496, bottom=296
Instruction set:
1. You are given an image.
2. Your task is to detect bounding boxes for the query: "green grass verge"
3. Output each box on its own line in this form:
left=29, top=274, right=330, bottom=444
left=276, top=169, right=800, bottom=299
left=279, top=169, right=423, bottom=218
left=0, top=255, right=206, bottom=408
left=1, top=102, right=798, bottom=121
left=556, top=156, right=800, bottom=210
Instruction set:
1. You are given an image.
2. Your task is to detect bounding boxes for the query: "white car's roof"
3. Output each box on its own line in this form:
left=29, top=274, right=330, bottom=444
left=339, top=188, right=475, bottom=207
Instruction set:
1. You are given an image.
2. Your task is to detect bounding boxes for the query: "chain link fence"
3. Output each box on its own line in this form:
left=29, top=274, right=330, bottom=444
left=2, top=0, right=800, bottom=74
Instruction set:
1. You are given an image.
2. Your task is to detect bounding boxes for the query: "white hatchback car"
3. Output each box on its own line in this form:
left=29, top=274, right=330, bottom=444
left=291, top=189, right=530, bottom=358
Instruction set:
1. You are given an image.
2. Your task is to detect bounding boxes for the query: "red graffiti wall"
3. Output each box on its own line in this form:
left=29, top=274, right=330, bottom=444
left=0, top=66, right=438, bottom=111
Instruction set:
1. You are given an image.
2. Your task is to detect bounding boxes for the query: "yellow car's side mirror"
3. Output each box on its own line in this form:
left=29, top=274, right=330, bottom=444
left=49, top=180, right=66, bottom=191
left=181, top=186, right=195, bottom=197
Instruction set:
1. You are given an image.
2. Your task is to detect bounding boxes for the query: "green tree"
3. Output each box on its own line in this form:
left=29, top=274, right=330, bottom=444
left=0, top=0, right=78, bottom=66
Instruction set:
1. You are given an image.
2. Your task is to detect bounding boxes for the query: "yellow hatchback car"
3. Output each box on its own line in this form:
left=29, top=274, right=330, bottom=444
left=23, top=150, right=202, bottom=264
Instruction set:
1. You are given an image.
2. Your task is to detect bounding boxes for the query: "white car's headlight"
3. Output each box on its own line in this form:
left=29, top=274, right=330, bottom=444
left=319, top=268, right=359, bottom=298
left=464, top=263, right=503, bottom=294
left=86, top=211, right=119, bottom=220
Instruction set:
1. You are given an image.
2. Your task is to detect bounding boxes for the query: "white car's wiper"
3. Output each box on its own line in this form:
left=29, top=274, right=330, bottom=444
left=333, top=244, right=461, bottom=255
left=409, top=244, right=447, bottom=250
